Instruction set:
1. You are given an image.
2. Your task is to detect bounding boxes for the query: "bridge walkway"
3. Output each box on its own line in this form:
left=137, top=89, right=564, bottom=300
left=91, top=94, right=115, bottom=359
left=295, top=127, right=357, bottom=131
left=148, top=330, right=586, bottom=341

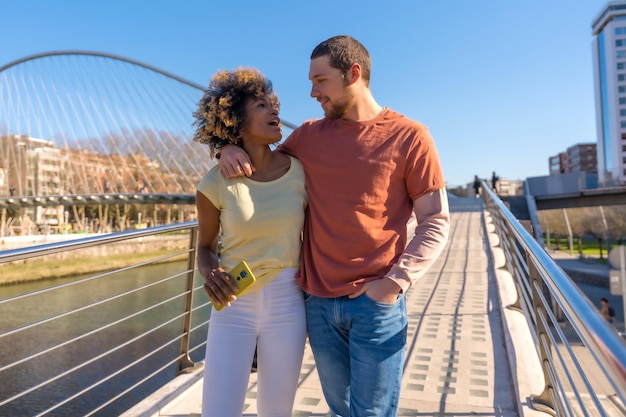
left=125, top=197, right=545, bottom=417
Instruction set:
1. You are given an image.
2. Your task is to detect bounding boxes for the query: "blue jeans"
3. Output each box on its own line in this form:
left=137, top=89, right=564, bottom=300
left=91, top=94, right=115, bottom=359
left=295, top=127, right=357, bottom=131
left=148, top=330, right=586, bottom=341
left=304, top=292, right=407, bottom=417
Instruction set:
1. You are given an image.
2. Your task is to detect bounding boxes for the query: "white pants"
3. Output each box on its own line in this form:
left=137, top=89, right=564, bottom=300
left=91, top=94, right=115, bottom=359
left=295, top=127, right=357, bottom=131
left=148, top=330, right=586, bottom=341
left=201, top=268, right=306, bottom=417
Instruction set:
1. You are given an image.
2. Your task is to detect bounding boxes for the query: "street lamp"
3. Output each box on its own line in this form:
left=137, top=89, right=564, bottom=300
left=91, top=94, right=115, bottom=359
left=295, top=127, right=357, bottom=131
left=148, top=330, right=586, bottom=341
left=16, top=141, right=26, bottom=196
left=0, top=169, right=5, bottom=196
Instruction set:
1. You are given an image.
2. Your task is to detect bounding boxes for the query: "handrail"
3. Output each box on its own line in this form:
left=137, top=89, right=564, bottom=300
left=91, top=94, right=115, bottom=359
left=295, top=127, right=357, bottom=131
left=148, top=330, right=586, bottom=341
left=0, top=221, right=197, bottom=262
left=0, top=222, right=209, bottom=416
left=482, top=181, right=626, bottom=416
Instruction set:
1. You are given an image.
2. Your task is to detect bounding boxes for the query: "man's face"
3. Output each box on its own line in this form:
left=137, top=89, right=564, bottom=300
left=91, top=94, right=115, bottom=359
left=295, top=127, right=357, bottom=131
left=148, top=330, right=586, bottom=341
left=309, top=55, right=353, bottom=119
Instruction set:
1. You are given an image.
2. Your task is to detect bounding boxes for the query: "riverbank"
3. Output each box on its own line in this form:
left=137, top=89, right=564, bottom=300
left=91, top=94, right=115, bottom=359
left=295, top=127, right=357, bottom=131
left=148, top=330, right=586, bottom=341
left=0, top=234, right=190, bottom=286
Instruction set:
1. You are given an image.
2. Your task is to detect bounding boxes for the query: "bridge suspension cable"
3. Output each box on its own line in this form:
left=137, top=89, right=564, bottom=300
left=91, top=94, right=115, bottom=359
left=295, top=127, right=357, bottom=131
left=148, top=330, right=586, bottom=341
left=0, top=51, right=296, bottom=199
left=1, top=51, right=212, bottom=197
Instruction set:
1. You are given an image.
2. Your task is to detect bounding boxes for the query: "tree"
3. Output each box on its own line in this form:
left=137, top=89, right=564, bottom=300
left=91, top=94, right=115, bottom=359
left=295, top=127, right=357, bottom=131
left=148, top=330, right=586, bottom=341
left=538, top=209, right=568, bottom=249
left=604, top=205, right=626, bottom=245
left=586, top=206, right=609, bottom=259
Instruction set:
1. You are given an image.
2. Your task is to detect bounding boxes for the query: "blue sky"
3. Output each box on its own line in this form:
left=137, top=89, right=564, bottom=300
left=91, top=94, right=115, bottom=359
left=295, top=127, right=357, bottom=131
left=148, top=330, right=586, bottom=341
left=0, top=0, right=609, bottom=187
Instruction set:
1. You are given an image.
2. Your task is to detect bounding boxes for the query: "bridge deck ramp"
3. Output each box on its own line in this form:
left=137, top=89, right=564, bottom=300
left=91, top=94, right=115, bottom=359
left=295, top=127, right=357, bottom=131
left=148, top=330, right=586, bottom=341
left=127, top=197, right=542, bottom=417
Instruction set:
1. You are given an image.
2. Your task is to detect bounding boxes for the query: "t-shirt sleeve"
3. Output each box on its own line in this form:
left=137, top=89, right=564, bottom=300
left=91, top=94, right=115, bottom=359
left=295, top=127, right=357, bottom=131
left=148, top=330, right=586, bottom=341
left=278, top=129, right=299, bottom=157
left=405, top=125, right=446, bottom=200
left=278, top=119, right=319, bottom=158
left=196, top=166, right=222, bottom=208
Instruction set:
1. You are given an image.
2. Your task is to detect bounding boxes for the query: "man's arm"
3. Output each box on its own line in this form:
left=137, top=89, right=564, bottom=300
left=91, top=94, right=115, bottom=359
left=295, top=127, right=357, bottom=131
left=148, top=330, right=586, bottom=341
left=218, top=127, right=295, bottom=177
left=353, top=188, right=450, bottom=303
left=218, top=144, right=255, bottom=178
left=385, top=188, right=450, bottom=293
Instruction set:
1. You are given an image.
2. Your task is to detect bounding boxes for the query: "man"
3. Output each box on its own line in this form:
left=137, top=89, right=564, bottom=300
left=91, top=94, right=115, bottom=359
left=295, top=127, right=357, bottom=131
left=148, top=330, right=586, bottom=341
left=491, top=171, right=499, bottom=192
left=219, top=35, right=450, bottom=416
left=473, top=175, right=481, bottom=198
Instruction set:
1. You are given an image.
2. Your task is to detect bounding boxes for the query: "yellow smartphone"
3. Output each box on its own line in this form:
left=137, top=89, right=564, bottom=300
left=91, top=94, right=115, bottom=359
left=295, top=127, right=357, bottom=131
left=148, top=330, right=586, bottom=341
left=212, top=260, right=256, bottom=311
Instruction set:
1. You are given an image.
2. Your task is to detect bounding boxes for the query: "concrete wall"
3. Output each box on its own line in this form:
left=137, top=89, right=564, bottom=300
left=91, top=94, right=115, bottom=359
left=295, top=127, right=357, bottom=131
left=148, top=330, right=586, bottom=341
left=526, top=172, right=599, bottom=196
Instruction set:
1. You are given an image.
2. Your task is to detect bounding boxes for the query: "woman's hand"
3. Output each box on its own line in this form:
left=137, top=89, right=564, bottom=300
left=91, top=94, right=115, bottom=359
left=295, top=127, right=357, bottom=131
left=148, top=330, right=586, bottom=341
left=219, top=145, right=255, bottom=178
left=204, top=267, right=240, bottom=308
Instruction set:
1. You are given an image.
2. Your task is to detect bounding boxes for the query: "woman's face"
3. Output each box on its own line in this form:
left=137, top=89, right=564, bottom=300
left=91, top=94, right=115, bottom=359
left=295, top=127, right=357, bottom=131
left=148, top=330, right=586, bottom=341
left=241, top=96, right=282, bottom=145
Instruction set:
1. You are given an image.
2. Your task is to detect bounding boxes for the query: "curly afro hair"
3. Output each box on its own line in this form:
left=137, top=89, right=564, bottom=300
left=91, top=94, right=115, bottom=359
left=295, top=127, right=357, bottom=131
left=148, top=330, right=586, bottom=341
left=192, top=67, right=279, bottom=158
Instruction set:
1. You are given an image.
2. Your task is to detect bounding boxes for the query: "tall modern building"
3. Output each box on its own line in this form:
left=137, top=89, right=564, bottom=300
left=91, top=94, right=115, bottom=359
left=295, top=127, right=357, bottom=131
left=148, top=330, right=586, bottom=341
left=592, top=1, right=626, bottom=186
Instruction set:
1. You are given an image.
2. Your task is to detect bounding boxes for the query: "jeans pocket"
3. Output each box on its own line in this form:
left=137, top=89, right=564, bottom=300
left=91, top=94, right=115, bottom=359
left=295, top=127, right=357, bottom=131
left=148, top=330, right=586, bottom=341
left=362, top=292, right=402, bottom=307
left=302, top=291, right=313, bottom=303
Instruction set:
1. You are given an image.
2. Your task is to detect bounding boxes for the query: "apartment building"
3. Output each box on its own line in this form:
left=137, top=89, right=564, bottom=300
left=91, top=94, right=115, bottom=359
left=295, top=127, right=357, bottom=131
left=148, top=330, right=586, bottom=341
left=592, top=1, right=626, bottom=185
left=548, top=143, right=597, bottom=176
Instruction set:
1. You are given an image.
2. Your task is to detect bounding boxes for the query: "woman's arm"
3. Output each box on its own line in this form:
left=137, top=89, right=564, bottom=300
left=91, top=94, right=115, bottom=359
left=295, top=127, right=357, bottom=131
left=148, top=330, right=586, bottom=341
left=218, top=145, right=255, bottom=178
left=196, top=191, right=239, bottom=308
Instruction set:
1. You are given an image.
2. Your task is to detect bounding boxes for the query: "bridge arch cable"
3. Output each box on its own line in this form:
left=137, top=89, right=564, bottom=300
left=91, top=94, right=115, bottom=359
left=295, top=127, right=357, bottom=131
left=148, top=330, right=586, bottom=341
left=0, top=51, right=296, bottom=198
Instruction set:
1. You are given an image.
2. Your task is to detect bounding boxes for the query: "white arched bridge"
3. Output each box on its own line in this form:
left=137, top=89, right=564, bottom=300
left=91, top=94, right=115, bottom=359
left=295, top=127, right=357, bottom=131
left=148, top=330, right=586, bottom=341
left=0, top=51, right=295, bottom=233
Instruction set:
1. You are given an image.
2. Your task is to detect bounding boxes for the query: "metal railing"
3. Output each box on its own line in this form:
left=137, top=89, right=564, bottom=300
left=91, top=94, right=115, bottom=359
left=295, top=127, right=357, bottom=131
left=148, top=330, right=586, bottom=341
left=482, top=182, right=626, bottom=416
left=0, top=222, right=209, bottom=416
left=3, top=188, right=626, bottom=416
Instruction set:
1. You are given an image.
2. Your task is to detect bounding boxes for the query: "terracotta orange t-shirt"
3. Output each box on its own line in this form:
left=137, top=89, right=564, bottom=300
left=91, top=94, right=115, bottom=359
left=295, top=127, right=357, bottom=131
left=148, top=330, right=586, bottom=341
left=280, top=108, right=445, bottom=297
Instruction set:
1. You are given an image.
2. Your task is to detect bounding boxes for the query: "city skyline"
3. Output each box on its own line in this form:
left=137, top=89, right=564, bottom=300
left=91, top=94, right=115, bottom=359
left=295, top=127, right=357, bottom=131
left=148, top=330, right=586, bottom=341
left=0, top=0, right=609, bottom=186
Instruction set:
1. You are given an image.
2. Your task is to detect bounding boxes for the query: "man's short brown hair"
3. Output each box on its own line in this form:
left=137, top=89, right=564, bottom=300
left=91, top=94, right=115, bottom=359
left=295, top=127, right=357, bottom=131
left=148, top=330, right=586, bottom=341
left=311, top=35, right=371, bottom=86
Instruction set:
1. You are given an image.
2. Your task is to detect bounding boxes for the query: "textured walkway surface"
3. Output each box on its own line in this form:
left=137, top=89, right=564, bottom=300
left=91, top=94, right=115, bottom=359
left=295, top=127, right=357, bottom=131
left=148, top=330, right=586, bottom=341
left=123, top=197, right=544, bottom=417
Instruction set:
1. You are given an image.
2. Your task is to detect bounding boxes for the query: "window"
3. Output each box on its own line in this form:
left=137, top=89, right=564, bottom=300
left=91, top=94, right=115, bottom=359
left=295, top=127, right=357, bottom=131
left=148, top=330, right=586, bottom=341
left=617, top=28, right=624, bottom=35
left=620, top=75, right=625, bottom=81
left=620, top=86, right=626, bottom=93
left=620, top=121, right=626, bottom=128
left=619, top=39, right=624, bottom=47
left=618, top=51, right=626, bottom=58
left=619, top=63, right=625, bottom=70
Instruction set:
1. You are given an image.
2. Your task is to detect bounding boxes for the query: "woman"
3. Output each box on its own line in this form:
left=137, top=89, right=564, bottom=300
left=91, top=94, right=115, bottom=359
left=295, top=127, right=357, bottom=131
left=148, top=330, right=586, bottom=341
left=192, top=67, right=307, bottom=417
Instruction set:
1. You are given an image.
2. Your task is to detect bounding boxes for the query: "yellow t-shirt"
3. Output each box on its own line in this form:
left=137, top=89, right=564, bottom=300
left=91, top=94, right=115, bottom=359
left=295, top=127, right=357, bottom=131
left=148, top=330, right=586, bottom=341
left=197, top=155, right=307, bottom=294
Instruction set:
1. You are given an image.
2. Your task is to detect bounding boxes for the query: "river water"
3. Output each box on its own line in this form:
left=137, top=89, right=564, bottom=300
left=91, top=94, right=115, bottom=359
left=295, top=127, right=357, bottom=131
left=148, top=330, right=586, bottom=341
left=0, top=261, right=210, bottom=416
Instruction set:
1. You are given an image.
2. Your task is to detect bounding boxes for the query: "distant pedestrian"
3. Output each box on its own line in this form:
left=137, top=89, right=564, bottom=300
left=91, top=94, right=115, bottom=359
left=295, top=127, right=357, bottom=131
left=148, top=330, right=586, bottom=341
left=473, top=175, right=481, bottom=198
left=491, top=171, right=499, bottom=192
left=9, top=185, right=15, bottom=196
left=600, top=297, right=615, bottom=324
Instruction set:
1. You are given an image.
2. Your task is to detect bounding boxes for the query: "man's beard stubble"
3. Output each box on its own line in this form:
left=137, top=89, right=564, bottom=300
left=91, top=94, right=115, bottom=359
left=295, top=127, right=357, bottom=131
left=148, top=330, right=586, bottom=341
left=324, top=84, right=354, bottom=120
